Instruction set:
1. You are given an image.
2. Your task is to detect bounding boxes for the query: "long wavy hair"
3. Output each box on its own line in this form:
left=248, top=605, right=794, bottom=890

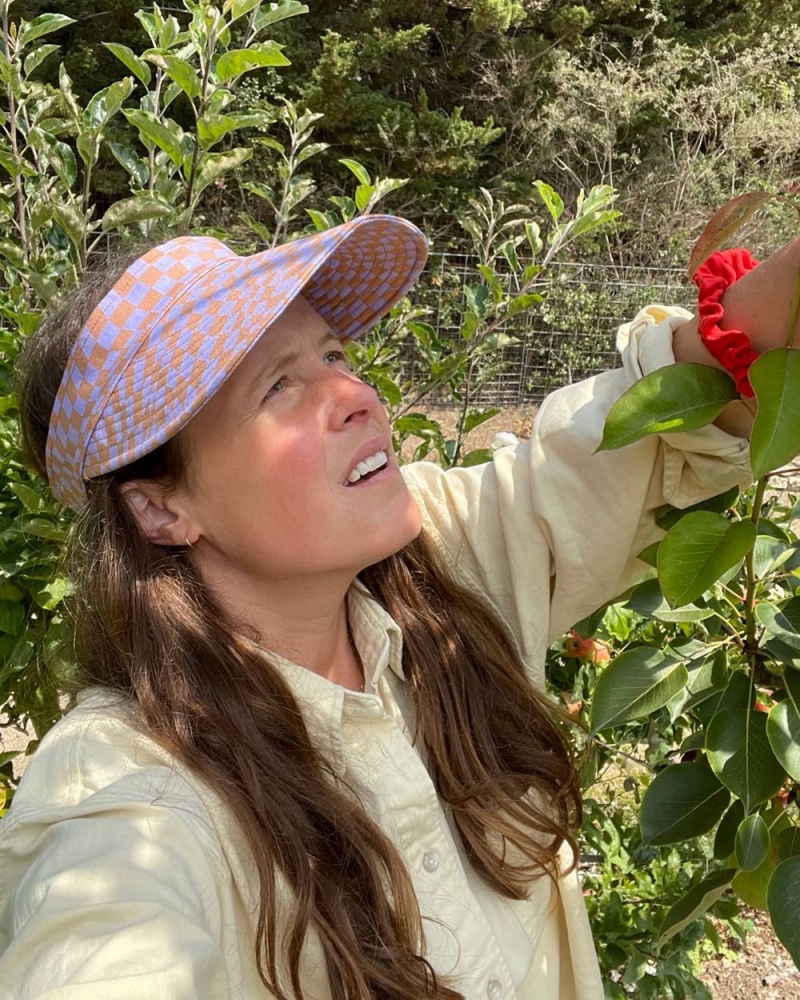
left=16, top=247, right=582, bottom=1000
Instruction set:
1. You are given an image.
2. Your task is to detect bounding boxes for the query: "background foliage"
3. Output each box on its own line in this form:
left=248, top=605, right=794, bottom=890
left=2, top=3, right=800, bottom=998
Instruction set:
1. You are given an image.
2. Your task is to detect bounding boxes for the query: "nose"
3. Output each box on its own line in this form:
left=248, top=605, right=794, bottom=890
left=313, top=365, right=381, bottom=428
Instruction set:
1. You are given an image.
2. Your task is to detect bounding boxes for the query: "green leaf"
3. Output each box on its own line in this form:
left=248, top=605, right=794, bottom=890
left=589, top=646, right=689, bottom=733
left=750, top=349, right=800, bottom=479
left=657, top=868, right=735, bottom=944
left=215, top=42, right=290, bottom=83
left=714, top=799, right=745, bottom=860
left=23, top=44, right=59, bottom=77
left=57, top=62, right=80, bottom=121
left=776, top=825, right=800, bottom=862
left=735, top=813, right=771, bottom=872
left=355, top=183, right=375, bottom=213
left=123, top=109, right=184, bottom=167
left=461, top=448, right=493, bottom=467
left=625, top=578, right=714, bottom=623
left=76, top=129, right=100, bottom=169
left=0, top=601, right=25, bottom=635
left=599, top=363, right=739, bottom=451
left=101, top=195, right=174, bottom=232
left=197, top=112, right=263, bottom=149
left=9, top=482, right=44, bottom=513
left=146, top=53, right=201, bottom=100
left=756, top=598, right=800, bottom=653
left=339, top=158, right=371, bottom=186
left=50, top=203, right=86, bottom=252
left=707, top=708, right=786, bottom=812
left=190, top=147, right=252, bottom=202
left=84, top=78, right=134, bottom=129
left=252, top=0, right=309, bottom=32
left=108, top=143, right=148, bottom=187
left=657, top=512, right=755, bottom=608
left=103, top=43, right=152, bottom=87
left=766, top=669, right=800, bottom=780
left=18, top=14, right=75, bottom=49
left=19, top=518, right=68, bottom=542
left=767, top=857, right=800, bottom=965
left=640, top=763, right=730, bottom=846
left=534, top=180, right=564, bottom=222
left=506, top=293, right=543, bottom=319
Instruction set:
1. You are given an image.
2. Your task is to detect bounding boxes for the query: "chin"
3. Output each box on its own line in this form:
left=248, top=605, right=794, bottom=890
left=359, top=512, right=423, bottom=571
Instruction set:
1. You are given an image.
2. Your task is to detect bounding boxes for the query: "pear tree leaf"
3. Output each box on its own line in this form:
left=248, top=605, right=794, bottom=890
left=767, top=857, right=800, bottom=965
left=589, top=646, right=688, bottom=733
left=599, top=363, right=738, bottom=451
left=640, top=763, right=730, bottom=846
left=658, top=512, right=755, bottom=607
left=750, top=349, right=800, bottom=480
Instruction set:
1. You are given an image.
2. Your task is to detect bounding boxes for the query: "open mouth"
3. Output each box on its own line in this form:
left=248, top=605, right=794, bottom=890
left=344, top=448, right=390, bottom=486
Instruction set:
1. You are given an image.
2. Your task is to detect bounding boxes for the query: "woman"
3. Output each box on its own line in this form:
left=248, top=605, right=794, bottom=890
left=0, top=214, right=790, bottom=999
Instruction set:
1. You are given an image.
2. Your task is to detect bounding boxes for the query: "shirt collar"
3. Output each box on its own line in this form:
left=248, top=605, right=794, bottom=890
left=243, top=579, right=406, bottom=778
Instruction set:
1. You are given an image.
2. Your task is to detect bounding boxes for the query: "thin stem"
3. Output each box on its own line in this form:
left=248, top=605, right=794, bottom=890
left=744, top=476, right=769, bottom=663
left=185, top=32, right=215, bottom=213
left=2, top=1, right=28, bottom=261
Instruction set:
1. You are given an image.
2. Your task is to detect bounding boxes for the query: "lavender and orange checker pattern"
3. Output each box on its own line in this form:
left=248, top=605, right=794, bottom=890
left=46, top=216, right=428, bottom=510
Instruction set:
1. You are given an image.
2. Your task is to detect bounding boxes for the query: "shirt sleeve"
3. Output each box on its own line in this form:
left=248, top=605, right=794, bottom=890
left=0, top=780, right=233, bottom=1000
left=402, top=306, right=752, bottom=686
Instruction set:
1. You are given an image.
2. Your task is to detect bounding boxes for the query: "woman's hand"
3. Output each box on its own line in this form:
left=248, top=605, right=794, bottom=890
left=672, top=235, right=800, bottom=438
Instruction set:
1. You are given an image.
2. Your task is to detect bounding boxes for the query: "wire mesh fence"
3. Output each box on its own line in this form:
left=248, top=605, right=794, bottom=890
left=408, top=253, right=692, bottom=406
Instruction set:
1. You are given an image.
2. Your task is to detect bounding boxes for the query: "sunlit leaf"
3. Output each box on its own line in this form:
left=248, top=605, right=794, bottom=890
left=598, top=363, right=738, bottom=451
left=215, top=42, right=290, bottom=83
left=146, top=53, right=201, bottom=100
left=103, top=43, right=152, bottom=87
left=688, top=192, right=775, bottom=277
left=658, top=512, right=755, bottom=607
left=590, top=646, right=688, bottom=733
left=123, top=109, right=184, bottom=167
left=190, top=147, right=252, bottom=202
left=18, top=13, right=75, bottom=49
left=657, top=868, right=735, bottom=944
left=750, top=349, right=800, bottom=479
left=101, top=195, right=174, bottom=231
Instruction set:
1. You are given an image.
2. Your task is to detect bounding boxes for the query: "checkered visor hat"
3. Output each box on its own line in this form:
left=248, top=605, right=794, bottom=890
left=46, top=215, right=428, bottom=511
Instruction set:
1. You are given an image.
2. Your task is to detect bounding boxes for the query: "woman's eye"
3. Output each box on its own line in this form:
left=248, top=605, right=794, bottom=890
left=325, top=349, right=349, bottom=366
left=263, top=377, right=286, bottom=401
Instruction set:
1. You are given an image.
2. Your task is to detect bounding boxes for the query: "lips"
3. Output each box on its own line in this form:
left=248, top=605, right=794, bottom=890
left=343, top=436, right=391, bottom=486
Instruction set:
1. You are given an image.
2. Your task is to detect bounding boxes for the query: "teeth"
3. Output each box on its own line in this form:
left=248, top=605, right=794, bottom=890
left=347, top=450, right=388, bottom=484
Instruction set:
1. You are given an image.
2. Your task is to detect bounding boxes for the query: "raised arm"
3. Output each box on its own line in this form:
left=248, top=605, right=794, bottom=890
left=673, top=235, right=800, bottom=437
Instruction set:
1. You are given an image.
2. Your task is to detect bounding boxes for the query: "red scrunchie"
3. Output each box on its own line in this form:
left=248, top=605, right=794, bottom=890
left=692, top=248, right=760, bottom=397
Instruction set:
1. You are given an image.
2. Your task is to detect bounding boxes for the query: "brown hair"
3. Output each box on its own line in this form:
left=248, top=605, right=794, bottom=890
left=16, top=248, right=582, bottom=1000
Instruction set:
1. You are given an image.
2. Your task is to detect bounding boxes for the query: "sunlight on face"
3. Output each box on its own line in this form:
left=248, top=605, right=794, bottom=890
left=175, top=295, right=422, bottom=600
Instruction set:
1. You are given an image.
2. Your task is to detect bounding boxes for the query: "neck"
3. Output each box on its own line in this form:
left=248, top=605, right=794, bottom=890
left=197, top=555, right=364, bottom=690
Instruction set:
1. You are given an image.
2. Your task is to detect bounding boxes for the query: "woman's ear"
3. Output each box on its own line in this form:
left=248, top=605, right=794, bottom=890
left=118, top=481, right=199, bottom=547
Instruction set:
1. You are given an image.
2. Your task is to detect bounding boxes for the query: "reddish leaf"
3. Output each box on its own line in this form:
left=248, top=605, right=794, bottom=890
left=689, top=192, right=775, bottom=277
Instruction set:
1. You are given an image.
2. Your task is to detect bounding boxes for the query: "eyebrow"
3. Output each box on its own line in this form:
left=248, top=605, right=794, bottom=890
left=246, top=330, right=341, bottom=398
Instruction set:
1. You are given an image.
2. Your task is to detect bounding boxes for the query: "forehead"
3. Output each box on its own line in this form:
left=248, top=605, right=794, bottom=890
left=180, top=295, right=334, bottom=434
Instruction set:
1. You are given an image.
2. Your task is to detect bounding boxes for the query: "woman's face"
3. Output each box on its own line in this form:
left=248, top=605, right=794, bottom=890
left=173, top=295, right=422, bottom=591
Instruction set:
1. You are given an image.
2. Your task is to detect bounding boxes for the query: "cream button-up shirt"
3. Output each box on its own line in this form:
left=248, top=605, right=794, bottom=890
left=0, top=308, right=752, bottom=999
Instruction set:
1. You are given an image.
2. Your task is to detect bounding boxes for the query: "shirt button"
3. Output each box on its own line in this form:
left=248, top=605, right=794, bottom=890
left=422, top=849, right=440, bottom=872
left=486, top=979, right=503, bottom=1000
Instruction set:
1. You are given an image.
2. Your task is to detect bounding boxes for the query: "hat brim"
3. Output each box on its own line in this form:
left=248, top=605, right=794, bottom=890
left=84, top=215, right=427, bottom=482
